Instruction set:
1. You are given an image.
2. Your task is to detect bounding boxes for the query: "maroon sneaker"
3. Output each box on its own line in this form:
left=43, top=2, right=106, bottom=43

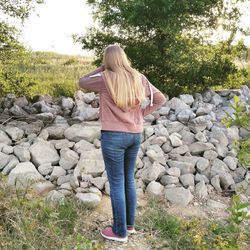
left=110, top=219, right=136, bottom=234
left=100, top=226, right=128, bottom=243
left=127, top=225, right=136, bottom=234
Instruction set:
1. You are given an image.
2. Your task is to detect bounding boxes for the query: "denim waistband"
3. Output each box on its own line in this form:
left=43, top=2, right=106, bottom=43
left=101, top=130, right=141, bottom=134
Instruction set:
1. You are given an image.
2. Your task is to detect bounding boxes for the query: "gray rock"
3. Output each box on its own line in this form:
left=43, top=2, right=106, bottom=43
left=13, top=96, right=29, bottom=108
left=162, top=141, right=173, bottom=153
left=2, top=156, right=19, bottom=175
left=83, top=92, right=96, bottom=103
left=195, top=173, right=209, bottom=184
left=154, top=124, right=169, bottom=137
left=179, top=130, right=195, bottom=145
left=189, top=142, right=214, bottom=154
left=50, top=166, right=66, bottom=181
left=1, top=144, right=13, bottom=154
left=60, top=182, right=72, bottom=191
left=195, top=180, right=208, bottom=199
left=196, top=158, right=209, bottom=172
left=0, top=152, right=12, bottom=170
left=179, top=94, right=194, bottom=105
left=29, top=139, right=60, bottom=167
left=160, top=175, right=179, bottom=185
left=61, top=97, right=74, bottom=110
left=169, top=133, right=183, bottom=147
left=74, top=149, right=105, bottom=178
left=211, top=93, right=223, bottom=106
left=231, top=180, right=249, bottom=194
left=150, top=136, right=167, bottom=146
left=7, top=162, right=44, bottom=190
left=223, top=156, right=238, bottom=171
left=5, top=126, right=24, bottom=141
left=57, top=175, right=72, bottom=186
left=141, top=162, right=166, bottom=183
left=88, top=186, right=102, bottom=197
left=51, top=139, right=75, bottom=150
left=146, top=149, right=166, bottom=165
left=145, top=181, right=165, bottom=197
left=73, top=139, right=95, bottom=153
left=0, top=130, right=12, bottom=145
left=75, top=193, right=101, bottom=208
left=38, top=163, right=53, bottom=175
left=210, top=129, right=228, bottom=146
left=35, top=112, right=54, bottom=121
left=203, top=150, right=218, bottom=160
left=13, top=145, right=31, bottom=162
left=188, top=116, right=210, bottom=133
left=179, top=174, right=195, bottom=187
left=45, top=124, right=70, bottom=139
left=9, top=105, right=29, bottom=116
left=220, top=173, right=235, bottom=190
left=164, top=121, right=185, bottom=134
left=211, top=159, right=229, bottom=177
left=64, top=124, right=100, bottom=143
left=167, top=160, right=195, bottom=174
left=195, top=132, right=207, bottom=142
left=144, top=126, right=155, bottom=139
left=70, top=175, right=80, bottom=189
left=90, top=176, right=107, bottom=190
left=46, top=190, right=65, bottom=205
left=211, top=175, right=222, bottom=191
left=32, top=181, right=55, bottom=196
left=196, top=103, right=214, bottom=116
left=166, top=97, right=189, bottom=110
left=176, top=109, right=195, bottom=123
left=157, top=106, right=170, bottom=116
left=170, top=145, right=189, bottom=155
left=165, top=187, right=193, bottom=206
left=166, top=167, right=181, bottom=177
left=59, top=148, right=79, bottom=170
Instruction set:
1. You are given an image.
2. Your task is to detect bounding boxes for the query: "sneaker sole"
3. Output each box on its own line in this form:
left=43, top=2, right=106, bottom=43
left=127, top=229, right=136, bottom=234
left=100, top=231, right=128, bottom=243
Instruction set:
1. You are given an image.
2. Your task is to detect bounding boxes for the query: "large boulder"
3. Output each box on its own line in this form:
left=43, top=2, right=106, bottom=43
left=165, top=187, right=193, bottom=206
left=7, top=162, right=44, bottom=190
left=29, top=139, right=60, bottom=167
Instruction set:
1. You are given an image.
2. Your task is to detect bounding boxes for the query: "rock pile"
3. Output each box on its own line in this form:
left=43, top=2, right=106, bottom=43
left=0, top=86, right=249, bottom=207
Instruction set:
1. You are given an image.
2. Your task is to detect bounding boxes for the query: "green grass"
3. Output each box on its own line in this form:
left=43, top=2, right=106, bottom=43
left=136, top=196, right=250, bottom=250
left=0, top=173, right=103, bottom=250
left=0, top=173, right=249, bottom=250
left=14, top=51, right=95, bottom=98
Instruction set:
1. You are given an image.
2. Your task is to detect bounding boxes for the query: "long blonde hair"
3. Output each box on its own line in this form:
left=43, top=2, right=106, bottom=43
left=102, top=44, right=146, bottom=111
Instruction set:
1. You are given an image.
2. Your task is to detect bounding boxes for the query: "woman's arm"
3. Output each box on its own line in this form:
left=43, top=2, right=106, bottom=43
left=141, top=74, right=167, bottom=117
left=78, top=65, right=105, bottom=92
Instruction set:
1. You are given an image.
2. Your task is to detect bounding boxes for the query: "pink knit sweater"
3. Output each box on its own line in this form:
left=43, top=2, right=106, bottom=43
left=79, top=66, right=167, bottom=133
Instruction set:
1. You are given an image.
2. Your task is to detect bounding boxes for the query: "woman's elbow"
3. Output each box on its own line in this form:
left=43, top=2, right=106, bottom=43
left=154, top=92, right=167, bottom=106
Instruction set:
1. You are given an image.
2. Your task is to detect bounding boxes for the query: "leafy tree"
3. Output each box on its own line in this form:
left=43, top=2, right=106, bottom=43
left=76, top=0, right=249, bottom=96
left=0, top=0, right=44, bottom=97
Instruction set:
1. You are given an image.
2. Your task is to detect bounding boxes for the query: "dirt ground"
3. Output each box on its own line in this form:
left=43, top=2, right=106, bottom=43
left=82, top=191, right=237, bottom=250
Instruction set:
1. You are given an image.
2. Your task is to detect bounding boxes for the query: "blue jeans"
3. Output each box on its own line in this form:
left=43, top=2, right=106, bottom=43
left=100, top=130, right=142, bottom=236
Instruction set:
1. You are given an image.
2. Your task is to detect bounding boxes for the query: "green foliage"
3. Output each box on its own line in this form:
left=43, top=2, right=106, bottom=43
left=76, top=0, right=249, bottom=96
left=227, top=194, right=250, bottom=225
left=0, top=0, right=44, bottom=21
left=0, top=51, right=94, bottom=98
left=222, top=95, right=250, bottom=167
left=138, top=196, right=250, bottom=250
left=0, top=173, right=103, bottom=250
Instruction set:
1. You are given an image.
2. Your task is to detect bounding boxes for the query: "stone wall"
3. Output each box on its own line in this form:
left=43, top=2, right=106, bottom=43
left=0, top=86, right=249, bottom=207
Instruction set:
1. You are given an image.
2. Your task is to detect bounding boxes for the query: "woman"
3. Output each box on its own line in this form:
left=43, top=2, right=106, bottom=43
left=78, top=44, right=166, bottom=243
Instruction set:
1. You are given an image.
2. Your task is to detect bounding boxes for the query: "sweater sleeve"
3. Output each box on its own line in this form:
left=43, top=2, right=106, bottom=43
left=141, top=74, right=167, bottom=117
left=78, top=66, right=104, bottom=92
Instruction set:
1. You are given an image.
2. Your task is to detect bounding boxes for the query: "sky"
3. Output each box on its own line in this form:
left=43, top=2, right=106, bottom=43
left=5, top=0, right=250, bottom=56
left=19, top=0, right=94, bottom=56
